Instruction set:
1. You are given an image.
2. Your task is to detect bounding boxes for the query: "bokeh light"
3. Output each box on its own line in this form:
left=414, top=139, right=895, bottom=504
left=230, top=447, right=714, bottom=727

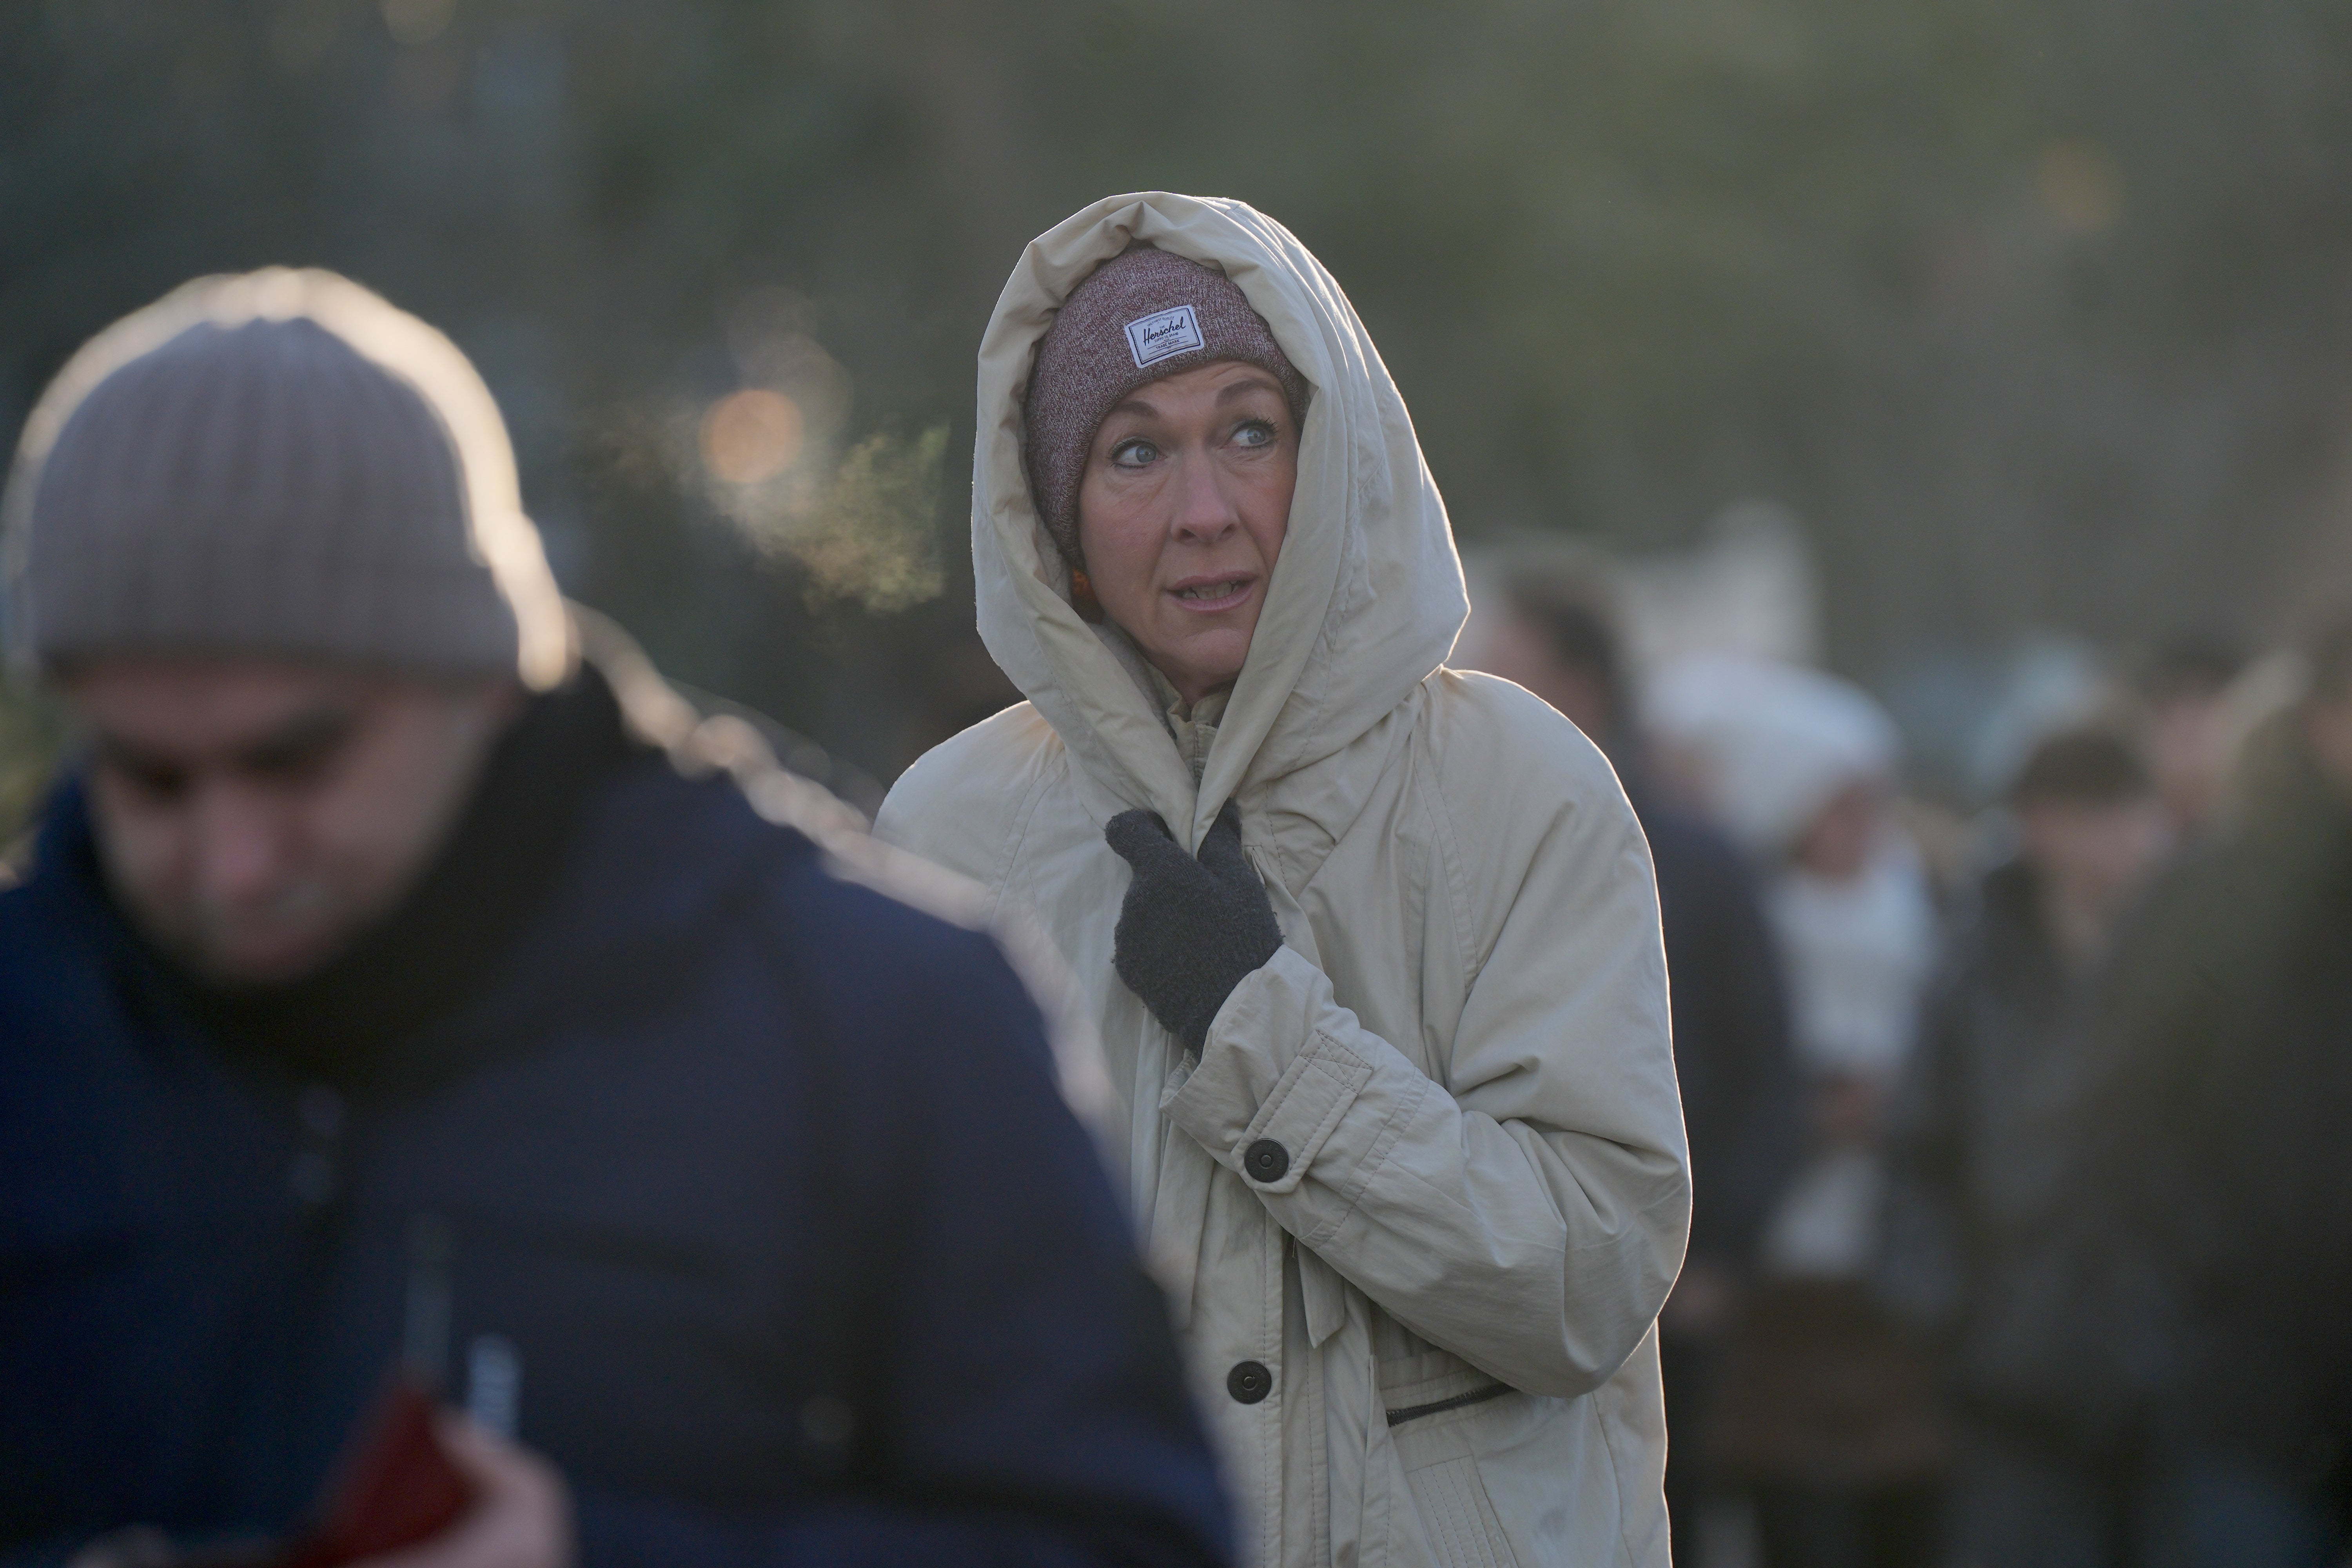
left=699, top=389, right=805, bottom=487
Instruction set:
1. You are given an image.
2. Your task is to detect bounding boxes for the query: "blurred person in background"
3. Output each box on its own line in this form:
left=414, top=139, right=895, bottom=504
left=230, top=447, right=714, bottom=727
left=0, top=270, right=1230, bottom=1568
left=879, top=194, right=1691, bottom=1568
left=1461, top=551, right=1803, bottom=1566
left=2132, top=635, right=2245, bottom=842
left=1881, top=728, right=2172, bottom=1568
left=1648, top=656, right=1944, bottom=1568
left=2060, top=614, right=2352, bottom=1568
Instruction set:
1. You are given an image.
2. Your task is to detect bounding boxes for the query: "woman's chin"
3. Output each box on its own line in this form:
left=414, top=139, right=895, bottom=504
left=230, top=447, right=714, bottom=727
left=1195, top=621, right=1260, bottom=660
left=1144, top=637, right=1247, bottom=699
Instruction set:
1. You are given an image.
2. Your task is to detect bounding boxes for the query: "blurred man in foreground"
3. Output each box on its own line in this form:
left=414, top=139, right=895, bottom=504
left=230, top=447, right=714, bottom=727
left=1883, top=728, right=2172, bottom=1568
left=0, top=271, right=1229, bottom=1568
left=1464, top=558, right=1802, bottom=1564
left=2063, top=617, right=2352, bottom=1568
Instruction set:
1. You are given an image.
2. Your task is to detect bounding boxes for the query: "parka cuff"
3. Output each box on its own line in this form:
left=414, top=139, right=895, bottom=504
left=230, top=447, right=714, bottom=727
left=1161, top=946, right=1375, bottom=1194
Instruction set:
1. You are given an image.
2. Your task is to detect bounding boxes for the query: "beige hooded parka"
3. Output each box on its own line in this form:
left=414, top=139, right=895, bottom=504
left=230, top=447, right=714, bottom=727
left=876, top=193, right=1689, bottom=1568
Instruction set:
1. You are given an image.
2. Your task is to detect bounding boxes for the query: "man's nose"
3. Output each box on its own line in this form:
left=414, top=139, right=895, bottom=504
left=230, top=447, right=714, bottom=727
left=190, top=783, right=291, bottom=909
left=1168, top=449, right=1241, bottom=543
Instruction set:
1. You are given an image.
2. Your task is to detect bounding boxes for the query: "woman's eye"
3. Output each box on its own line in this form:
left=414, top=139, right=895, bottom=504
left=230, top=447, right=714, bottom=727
left=1232, top=419, right=1276, bottom=448
left=1111, top=438, right=1159, bottom=468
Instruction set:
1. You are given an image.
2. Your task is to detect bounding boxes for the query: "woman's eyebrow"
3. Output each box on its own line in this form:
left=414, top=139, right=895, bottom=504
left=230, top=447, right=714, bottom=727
left=1214, top=376, right=1284, bottom=404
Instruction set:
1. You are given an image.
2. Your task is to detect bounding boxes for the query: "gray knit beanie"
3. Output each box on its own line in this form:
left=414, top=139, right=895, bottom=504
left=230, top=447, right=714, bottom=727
left=1024, top=246, right=1308, bottom=566
left=2, top=268, right=568, bottom=687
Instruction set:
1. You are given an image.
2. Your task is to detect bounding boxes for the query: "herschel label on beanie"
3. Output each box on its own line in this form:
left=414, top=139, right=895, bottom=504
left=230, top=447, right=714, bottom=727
left=1125, top=306, right=1205, bottom=370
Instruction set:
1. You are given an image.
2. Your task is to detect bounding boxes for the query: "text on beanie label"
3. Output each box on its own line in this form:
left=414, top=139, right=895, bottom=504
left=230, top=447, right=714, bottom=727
left=1123, top=305, right=1204, bottom=370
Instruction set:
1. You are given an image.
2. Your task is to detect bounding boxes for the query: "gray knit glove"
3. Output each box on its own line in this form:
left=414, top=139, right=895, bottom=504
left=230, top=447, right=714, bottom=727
left=1105, top=801, right=1284, bottom=1054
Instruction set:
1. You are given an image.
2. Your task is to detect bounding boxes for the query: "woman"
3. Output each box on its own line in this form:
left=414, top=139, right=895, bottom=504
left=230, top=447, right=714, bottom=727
left=877, top=193, right=1689, bottom=1568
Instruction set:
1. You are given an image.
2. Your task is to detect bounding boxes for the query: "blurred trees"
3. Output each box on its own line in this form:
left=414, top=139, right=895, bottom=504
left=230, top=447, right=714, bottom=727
left=4, top=0, right=2350, bottom=817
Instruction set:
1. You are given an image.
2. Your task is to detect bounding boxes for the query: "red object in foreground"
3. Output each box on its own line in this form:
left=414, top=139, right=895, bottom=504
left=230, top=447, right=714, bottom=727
left=275, top=1377, right=474, bottom=1568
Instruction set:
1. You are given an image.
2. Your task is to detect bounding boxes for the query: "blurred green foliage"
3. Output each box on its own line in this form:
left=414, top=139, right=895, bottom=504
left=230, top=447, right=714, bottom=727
left=4, top=0, right=2350, bottom=798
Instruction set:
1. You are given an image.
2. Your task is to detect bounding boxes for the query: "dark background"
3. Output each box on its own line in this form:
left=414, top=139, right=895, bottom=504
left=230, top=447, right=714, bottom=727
left=6, top=0, right=2351, bottom=822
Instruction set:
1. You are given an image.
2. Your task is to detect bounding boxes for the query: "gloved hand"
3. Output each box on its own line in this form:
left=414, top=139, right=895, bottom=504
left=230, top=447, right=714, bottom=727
left=1105, top=800, right=1284, bottom=1054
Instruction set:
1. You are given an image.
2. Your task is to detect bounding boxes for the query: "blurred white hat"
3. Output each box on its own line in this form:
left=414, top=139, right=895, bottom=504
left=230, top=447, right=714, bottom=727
left=1644, top=653, right=1900, bottom=857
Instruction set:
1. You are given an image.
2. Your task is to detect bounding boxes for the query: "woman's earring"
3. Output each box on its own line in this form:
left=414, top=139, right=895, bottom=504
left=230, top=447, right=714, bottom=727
left=1069, top=566, right=1105, bottom=624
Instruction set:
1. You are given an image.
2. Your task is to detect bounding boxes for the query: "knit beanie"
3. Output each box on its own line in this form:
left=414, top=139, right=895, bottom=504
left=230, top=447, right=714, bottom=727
left=2, top=268, right=568, bottom=688
left=1023, top=246, right=1308, bottom=565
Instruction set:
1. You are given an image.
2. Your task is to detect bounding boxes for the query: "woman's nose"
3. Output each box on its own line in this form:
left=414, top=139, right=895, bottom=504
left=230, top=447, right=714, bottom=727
left=1167, top=450, right=1240, bottom=542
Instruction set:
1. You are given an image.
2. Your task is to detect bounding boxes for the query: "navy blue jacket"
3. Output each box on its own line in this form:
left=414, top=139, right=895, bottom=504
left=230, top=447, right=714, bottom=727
left=0, top=685, right=1229, bottom=1566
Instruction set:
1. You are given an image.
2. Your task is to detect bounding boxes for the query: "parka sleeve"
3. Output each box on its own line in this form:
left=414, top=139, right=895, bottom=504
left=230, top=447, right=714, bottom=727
left=1161, top=695, right=1691, bottom=1399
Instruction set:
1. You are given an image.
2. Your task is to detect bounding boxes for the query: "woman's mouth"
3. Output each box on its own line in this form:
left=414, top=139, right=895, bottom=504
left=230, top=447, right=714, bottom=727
left=1167, top=576, right=1254, bottom=612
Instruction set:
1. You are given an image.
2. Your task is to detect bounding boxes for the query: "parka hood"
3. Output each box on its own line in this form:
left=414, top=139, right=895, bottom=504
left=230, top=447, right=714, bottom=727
left=973, top=193, right=1468, bottom=851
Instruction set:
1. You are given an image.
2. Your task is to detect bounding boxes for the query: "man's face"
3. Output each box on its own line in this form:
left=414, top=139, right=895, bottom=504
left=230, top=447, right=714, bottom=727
left=68, top=659, right=519, bottom=985
left=2142, top=685, right=2230, bottom=831
left=2016, top=793, right=2172, bottom=931
left=1464, top=603, right=1614, bottom=740
left=2305, top=687, right=2352, bottom=795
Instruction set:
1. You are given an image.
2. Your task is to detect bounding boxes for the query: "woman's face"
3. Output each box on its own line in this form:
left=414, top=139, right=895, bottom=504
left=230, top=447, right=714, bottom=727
left=1791, top=777, right=1886, bottom=882
left=1076, top=359, right=1297, bottom=710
